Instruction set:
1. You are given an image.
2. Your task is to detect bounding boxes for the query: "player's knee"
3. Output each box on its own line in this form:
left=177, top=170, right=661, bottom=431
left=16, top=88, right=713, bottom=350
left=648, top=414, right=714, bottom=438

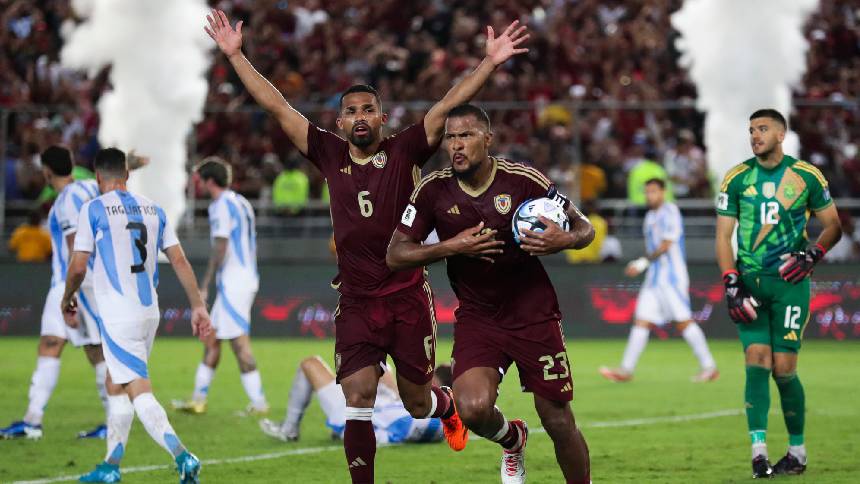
left=345, top=392, right=375, bottom=408
left=455, top=394, right=494, bottom=428
left=83, top=344, right=104, bottom=365
left=238, top=358, right=257, bottom=373
left=39, top=336, right=64, bottom=355
left=539, top=410, right=575, bottom=439
left=300, top=356, right=325, bottom=373
left=403, top=396, right=431, bottom=419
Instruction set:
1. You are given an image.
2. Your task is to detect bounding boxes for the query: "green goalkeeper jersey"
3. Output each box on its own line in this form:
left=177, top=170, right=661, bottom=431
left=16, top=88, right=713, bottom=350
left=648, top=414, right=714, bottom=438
left=716, top=155, right=832, bottom=275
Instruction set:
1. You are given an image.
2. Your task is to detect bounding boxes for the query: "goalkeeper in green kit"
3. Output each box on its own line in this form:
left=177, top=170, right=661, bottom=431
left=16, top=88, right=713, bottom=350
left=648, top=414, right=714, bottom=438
left=715, top=109, right=842, bottom=479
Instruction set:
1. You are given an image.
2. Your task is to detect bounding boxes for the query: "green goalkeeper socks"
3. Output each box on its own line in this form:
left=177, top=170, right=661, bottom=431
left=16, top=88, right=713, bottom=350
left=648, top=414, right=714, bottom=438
left=774, top=373, right=805, bottom=439
left=745, top=365, right=771, bottom=438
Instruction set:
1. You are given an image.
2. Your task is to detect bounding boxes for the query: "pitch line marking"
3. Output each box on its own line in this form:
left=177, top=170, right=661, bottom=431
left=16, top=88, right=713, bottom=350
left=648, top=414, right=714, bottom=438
left=12, top=408, right=742, bottom=484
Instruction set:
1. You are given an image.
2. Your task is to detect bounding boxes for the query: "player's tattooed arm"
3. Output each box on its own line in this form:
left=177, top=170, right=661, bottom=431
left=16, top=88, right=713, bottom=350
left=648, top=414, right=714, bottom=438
left=422, top=20, right=529, bottom=147
left=205, top=9, right=310, bottom=155
left=165, top=244, right=212, bottom=340
left=625, top=240, right=673, bottom=277
left=199, top=237, right=228, bottom=303
left=387, top=222, right=504, bottom=271
left=60, top=250, right=90, bottom=328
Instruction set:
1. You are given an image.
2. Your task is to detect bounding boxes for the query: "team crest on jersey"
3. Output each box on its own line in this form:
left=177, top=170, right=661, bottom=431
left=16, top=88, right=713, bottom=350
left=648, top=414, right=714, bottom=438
left=783, top=184, right=796, bottom=199
left=762, top=182, right=776, bottom=199
left=371, top=151, right=387, bottom=169
left=494, top=194, right=512, bottom=214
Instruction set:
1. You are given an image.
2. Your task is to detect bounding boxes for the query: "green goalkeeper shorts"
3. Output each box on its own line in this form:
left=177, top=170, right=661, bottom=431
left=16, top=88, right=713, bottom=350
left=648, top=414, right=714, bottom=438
left=736, top=273, right=810, bottom=353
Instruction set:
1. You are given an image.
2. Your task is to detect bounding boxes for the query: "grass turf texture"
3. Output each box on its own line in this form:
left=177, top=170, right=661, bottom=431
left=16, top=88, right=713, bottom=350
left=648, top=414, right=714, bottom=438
left=0, top=338, right=858, bottom=483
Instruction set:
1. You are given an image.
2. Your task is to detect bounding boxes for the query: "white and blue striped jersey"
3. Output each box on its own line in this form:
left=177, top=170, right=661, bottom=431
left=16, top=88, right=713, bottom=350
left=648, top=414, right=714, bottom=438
left=48, top=180, right=100, bottom=287
left=74, top=190, right=179, bottom=322
left=642, top=202, right=689, bottom=289
left=209, top=190, right=258, bottom=291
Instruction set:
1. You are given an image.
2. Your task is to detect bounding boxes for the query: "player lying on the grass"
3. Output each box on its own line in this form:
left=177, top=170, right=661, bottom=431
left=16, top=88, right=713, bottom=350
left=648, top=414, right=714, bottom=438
left=715, top=109, right=842, bottom=479
left=260, top=356, right=452, bottom=445
left=61, top=148, right=212, bottom=484
left=205, top=9, right=529, bottom=483
left=1, top=146, right=108, bottom=441
left=600, top=178, right=719, bottom=383
left=386, top=104, right=594, bottom=484
left=173, top=157, right=268, bottom=417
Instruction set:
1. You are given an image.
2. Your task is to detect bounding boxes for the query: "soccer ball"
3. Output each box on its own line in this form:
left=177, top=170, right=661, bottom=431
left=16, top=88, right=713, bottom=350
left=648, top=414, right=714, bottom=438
left=512, top=197, right=570, bottom=244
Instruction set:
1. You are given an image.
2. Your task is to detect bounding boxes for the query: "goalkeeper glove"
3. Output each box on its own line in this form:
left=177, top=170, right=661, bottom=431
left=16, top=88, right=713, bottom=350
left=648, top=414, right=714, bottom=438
left=779, top=243, right=826, bottom=284
left=723, top=270, right=759, bottom=324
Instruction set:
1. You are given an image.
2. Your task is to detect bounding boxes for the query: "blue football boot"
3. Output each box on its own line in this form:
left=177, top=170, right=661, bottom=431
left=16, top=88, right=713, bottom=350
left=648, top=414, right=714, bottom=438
left=79, top=462, right=121, bottom=483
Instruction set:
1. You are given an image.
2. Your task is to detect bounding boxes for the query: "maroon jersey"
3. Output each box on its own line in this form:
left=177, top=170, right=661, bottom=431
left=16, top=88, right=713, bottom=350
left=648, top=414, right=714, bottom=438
left=398, top=157, right=568, bottom=329
left=306, top=122, right=435, bottom=298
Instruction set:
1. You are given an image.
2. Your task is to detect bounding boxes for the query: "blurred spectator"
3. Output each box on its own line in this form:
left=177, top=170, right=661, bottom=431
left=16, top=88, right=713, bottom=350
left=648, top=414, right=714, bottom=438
left=824, top=211, right=860, bottom=262
left=0, top=0, right=857, bottom=207
left=565, top=201, right=606, bottom=264
left=272, top=159, right=310, bottom=214
left=663, top=129, right=708, bottom=198
left=627, top=157, right=672, bottom=207
left=8, top=209, right=51, bottom=262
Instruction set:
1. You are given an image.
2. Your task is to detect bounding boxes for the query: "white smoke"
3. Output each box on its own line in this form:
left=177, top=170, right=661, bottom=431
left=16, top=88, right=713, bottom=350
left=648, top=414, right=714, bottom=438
left=61, top=0, right=211, bottom=223
left=672, top=0, right=819, bottom=182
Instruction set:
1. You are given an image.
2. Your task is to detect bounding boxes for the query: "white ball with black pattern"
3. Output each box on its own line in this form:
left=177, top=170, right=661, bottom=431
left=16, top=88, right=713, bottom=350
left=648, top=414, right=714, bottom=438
left=512, top=197, right=570, bottom=244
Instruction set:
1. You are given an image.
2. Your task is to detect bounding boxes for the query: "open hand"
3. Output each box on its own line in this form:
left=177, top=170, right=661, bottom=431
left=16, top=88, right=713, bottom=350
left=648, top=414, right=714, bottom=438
left=205, top=9, right=243, bottom=58
left=519, top=216, right=571, bottom=256
left=485, top=20, right=530, bottom=67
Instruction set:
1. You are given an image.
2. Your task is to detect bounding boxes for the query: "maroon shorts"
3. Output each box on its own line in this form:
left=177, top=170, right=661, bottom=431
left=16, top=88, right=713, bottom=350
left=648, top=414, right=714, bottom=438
left=452, top=319, right=573, bottom=402
left=334, top=281, right=436, bottom=385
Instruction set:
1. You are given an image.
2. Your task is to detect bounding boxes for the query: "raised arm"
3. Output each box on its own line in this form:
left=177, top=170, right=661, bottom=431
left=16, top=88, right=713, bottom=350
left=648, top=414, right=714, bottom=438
left=386, top=222, right=505, bottom=271
left=165, top=244, right=212, bottom=339
left=422, top=21, right=530, bottom=147
left=205, top=10, right=310, bottom=155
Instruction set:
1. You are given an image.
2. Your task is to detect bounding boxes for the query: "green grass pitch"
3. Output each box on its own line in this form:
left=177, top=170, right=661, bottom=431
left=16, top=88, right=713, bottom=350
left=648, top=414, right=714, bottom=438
left=1, top=337, right=858, bottom=483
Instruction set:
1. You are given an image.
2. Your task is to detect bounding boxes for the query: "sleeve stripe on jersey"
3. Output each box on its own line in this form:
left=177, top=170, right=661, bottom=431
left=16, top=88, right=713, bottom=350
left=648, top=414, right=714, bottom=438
left=793, top=161, right=828, bottom=187
left=719, top=164, right=750, bottom=192
left=497, top=163, right=551, bottom=190
left=409, top=169, right=452, bottom=203
left=497, top=159, right=552, bottom=187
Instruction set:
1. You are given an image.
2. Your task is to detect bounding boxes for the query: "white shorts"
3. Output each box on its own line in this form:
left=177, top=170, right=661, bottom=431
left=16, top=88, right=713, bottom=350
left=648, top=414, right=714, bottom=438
left=41, top=285, right=101, bottom=347
left=635, top=285, right=692, bottom=326
left=318, top=381, right=347, bottom=435
left=212, top=285, right=255, bottom=340
left=100, top=316, right=159, bottom=385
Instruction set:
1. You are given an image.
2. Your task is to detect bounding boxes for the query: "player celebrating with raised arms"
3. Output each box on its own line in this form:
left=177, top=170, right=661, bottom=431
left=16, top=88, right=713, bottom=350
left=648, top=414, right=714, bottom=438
left=205, top=9, right=529, bottom=483
left=62, top=148, right=211, bottom=483
left=387, top=104, right=594, bottom=484
left=716, top=109, right=841, bottom=478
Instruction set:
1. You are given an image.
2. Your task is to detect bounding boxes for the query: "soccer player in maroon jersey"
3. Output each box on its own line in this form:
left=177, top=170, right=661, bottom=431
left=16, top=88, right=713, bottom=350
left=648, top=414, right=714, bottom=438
left=387, top=104, right=594, bottom=484
left=205, top=10, right=530, bottom=483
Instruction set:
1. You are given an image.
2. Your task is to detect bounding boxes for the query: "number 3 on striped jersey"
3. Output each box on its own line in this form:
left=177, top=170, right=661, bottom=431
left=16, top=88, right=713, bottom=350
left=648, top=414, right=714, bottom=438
left=358, top=191, right=373, bottom=218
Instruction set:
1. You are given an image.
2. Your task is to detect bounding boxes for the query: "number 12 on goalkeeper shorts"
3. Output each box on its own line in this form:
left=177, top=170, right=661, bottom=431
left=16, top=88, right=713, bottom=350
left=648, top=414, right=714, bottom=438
left=784, top=306, right=801, bottom=329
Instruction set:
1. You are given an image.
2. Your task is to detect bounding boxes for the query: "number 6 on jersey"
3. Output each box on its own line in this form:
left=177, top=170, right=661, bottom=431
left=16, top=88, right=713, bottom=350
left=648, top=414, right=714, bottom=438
left=358, top=191, right=373, bottom=218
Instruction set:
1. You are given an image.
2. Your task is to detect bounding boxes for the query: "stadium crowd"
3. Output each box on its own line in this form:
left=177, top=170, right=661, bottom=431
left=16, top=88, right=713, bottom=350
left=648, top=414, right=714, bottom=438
left=2, top=0, right=858, bottom=209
